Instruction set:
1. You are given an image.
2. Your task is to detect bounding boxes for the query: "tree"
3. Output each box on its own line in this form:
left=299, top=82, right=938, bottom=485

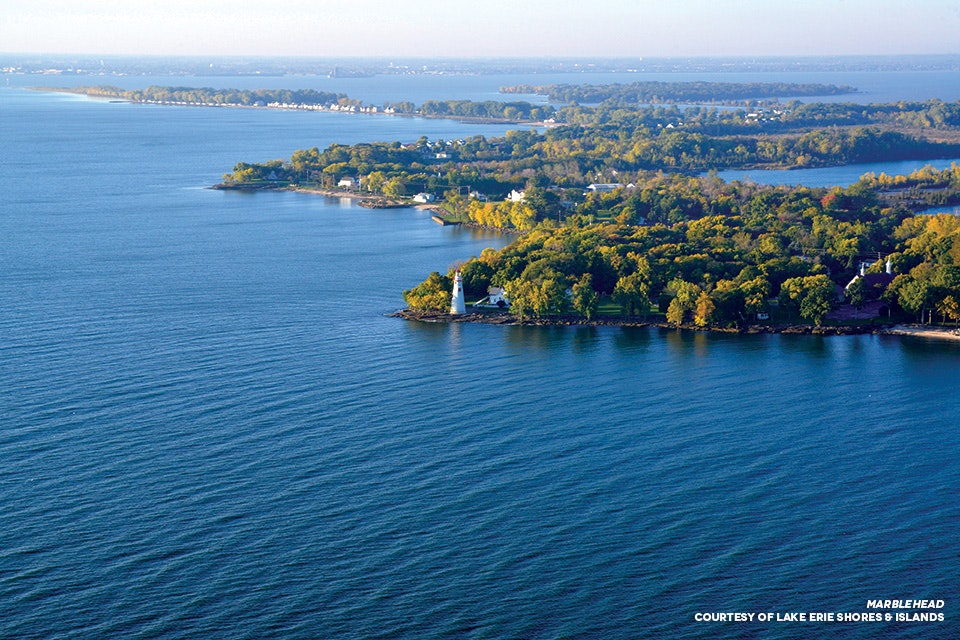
left=508, top=201, right=537, bottom=230
left=612, top=273, right=649, bottom=317
left=938, top=295, right=960, bottom=327
left=505, top=278, right=537, bottom=318
left=781, top=274, right=835, bottom=325
left=739, top=276, right=770, bottom=319
left=664, top=279, right=702, bottom=326
left=533, top=277, right=566, bottom=316
left=694, top=290, right=716, bottom=327
left=798, top=275, right=835, bottom=325
left=402, top=272, right=451, bottom=311
left=666, top=297, right=686, bottom=326
left=506, top=274, right=565, bottom=318
left=383, top=177, right=405, bottom=198
left=571, top=273, right=599, bottom=319
left=290, top=147, right=320, bottom=181
left=365, top=171, right=387, bottom=194
left=903, top=280, right=931, bottom=322
left=845, top=276, right=867, bottom=318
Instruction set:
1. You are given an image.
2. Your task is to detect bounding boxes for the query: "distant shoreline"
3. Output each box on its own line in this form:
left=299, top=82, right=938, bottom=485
left=390, top=310, right=960, bottom=341
left=28, top=86, right=543, bottom=127
left=212, top=182, right=448, bottom=212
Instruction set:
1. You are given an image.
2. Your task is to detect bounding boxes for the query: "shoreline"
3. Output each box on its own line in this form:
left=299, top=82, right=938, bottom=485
left=390, top=310, right=960, bottom=341
left=213, top=180, right=960, bottom=220
left=28, top=87, right=542, bottom=127
left=212, top=184, right=526, bottom=232
left=214, top=182, right=443, bottom=209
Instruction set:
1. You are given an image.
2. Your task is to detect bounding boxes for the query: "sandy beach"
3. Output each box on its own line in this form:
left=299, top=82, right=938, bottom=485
left=881, top=324, right=960, bottom=341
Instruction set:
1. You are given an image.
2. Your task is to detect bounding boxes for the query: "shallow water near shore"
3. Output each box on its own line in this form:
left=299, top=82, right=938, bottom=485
left=3, top=76, right=960, bottom=639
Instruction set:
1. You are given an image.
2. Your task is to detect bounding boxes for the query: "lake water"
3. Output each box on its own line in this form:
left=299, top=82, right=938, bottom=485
left=2, top=73, right=959, bottom=639
left=8, top=66, right=960, bottom=105
left=714, top=157, right=960, bottom=188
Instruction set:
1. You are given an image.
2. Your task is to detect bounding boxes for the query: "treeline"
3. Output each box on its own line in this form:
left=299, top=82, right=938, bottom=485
left=762, top=99, right=960, bottom=131
left=222, top=120, right=960, bottom=200
left=552, top=99, right=960, bottom=136
left=53, top=86, right=960, bottom=137
left=62, top=85, right=350, bottom=107
left=385, top=99, right=555, bottom=122
left=405, top=168, right=960, bottom=327
left=500, top=81, right=857, bottom=104
left=52, top=86, right=550, bottom=121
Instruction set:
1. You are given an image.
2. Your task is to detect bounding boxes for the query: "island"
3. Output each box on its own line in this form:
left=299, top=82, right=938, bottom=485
left=498, top=80, right=858, bottom=104
left=207, top=83, right=960, bottom=334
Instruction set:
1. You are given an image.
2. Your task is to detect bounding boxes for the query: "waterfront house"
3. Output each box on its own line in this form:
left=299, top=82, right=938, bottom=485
left=474, top=286, right=509, bottom=309
left=844, top=258, right=895, bottom=300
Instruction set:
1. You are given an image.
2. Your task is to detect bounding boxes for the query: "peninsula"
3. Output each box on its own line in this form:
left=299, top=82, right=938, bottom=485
left=208, top=83, right=960, bottom=334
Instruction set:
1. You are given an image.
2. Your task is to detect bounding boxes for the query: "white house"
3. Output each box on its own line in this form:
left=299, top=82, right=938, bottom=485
left=338, top=177, right=359, bottom=189
left=413, top=192, right=435, bottom=203
left=585, top=183, right=625, bottom=193
left=507, top=189, right=526, bottom=202
left=473, top=286, right=509, bottom=309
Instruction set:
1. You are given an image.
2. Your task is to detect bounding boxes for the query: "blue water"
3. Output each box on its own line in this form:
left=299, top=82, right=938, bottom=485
left=2, top=77, right=960, bottom=639
left=714, top=158, right=960, bottom=188
left=7, top=67, right=960, bottom=105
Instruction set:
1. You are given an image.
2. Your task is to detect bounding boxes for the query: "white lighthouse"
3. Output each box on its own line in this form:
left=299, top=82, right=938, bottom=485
left=450, top=269, right=466, bottom=315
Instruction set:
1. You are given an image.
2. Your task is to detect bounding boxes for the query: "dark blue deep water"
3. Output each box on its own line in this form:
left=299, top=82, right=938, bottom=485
left=2, top=77, right=959, bottom=639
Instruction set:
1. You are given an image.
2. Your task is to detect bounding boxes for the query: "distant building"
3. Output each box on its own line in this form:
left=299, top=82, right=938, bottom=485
left=585, top=183, right=626, bottom=193
left=338, top=177, right=359, bottom=189
left=413, top=192, right=435, bottom=203
left=507, top=189, right=526, bottom=202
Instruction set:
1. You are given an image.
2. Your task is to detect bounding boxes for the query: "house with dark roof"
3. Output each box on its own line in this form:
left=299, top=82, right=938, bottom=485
left=844, top=258, right=895, bottom=300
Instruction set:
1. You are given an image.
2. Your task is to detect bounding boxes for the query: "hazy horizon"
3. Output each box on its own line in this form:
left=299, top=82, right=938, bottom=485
left=4, top=1, right=959, bottom=59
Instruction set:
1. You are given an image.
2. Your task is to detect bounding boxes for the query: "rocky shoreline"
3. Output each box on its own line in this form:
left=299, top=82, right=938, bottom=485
left=389, top=309, right=960, bottom=340
left=212, top=183, right=445, bottom=209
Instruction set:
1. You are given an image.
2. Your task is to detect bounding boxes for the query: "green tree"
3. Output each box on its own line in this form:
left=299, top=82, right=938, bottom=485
left=290, top=147, right=320, bottom=181
left=739, top=276, right=770, bottom=319
left=365, top=171, right=387, bottom=193
left=506, top=275, right=565, bottom=318
left=571, top=273, right=599, bottom=319
left=938, top=295, right=960, bottom=327
left=897, top=278, right=931, bottom=323
left=402, top=272, right=451, bottom=311
left=845, top=276, right=867, bottom=317
left=665, top=279, right=702, bottom=326
left=799, top=275, right=835, bottom=325
left=781, top=274, right=835, bottom=325
left=383, top=177, right=406, bottom=198
left=612, top=273, right=649, bottom=317
left=666, top=297, right=686, bottom=326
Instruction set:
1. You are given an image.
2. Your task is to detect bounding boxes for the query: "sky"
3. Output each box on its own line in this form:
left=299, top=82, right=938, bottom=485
left=2, top=0, right=959, bottom=58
